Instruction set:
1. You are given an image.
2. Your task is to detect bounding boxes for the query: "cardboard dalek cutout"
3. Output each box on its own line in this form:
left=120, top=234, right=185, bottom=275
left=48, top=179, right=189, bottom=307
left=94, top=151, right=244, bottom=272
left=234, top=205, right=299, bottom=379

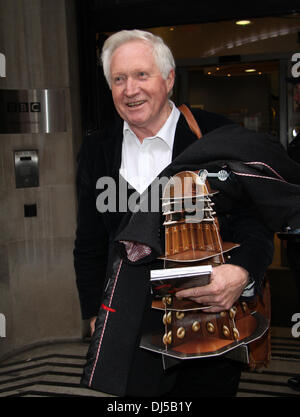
left=140, top=170, right=270, bottom=366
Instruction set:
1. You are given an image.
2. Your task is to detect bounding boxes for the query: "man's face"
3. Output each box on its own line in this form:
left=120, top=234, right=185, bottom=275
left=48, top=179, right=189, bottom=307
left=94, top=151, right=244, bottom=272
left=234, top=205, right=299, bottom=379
left=110, top=40, right=175, bottom=137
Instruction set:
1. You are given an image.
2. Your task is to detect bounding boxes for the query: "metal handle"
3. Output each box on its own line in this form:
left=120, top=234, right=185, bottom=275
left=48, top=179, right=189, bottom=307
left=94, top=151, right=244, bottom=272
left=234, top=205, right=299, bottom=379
left=198, top=169, right=229, bottom=182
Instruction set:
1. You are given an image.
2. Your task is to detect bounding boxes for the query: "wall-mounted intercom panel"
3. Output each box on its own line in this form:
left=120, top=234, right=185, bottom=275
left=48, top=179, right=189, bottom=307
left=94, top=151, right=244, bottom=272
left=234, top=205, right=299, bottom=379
left=14, top=150, right=39, bottom=188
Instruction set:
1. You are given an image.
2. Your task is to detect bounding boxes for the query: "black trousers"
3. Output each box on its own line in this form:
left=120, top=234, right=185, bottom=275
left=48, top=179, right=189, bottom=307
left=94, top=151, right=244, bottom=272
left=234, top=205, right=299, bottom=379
left=164, top=357, right=242, bottom=397
left=126, top=305, right=242, bottom=398
left=126, top=349, right=242, bottom=397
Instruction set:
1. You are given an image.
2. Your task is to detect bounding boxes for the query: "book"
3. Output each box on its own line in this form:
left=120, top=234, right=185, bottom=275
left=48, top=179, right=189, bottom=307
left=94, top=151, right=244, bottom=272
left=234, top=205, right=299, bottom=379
left=150, top=264, right=212, bottom=298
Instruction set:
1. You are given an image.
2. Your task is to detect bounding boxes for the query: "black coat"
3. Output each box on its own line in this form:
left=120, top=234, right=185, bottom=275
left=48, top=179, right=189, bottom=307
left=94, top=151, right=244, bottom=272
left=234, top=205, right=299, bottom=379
left=74, top=108, right=298, bottom=396
left=74, top=109, right=277, bottom=319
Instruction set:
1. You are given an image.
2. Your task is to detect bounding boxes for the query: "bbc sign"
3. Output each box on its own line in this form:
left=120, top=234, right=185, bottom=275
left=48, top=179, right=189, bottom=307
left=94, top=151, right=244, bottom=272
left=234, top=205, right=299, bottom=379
left=0, top=89, right=66, bottom=133
left=7, top=102, right=41, bottom=113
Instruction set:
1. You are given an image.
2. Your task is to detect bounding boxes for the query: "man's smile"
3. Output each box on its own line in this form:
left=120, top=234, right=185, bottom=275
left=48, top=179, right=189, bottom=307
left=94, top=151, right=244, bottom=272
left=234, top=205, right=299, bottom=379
left=126, top=100, right=146, bottom=108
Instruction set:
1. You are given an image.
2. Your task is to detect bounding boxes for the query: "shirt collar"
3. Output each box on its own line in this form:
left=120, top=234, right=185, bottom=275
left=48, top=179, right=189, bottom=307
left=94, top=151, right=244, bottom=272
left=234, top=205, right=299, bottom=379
left=123, top=101, right=180, bottom=150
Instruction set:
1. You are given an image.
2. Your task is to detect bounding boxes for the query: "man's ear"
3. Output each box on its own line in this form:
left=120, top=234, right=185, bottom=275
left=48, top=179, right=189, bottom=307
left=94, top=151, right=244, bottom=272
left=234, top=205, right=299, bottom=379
left=166, top=69, right=175, bottom=93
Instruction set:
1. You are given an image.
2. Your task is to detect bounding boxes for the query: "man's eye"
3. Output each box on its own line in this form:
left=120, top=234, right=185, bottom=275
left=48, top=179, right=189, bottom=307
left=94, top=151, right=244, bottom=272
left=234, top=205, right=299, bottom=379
left=113, top=75, right=125, bottom=84
left=138, top=72, right=148, bottom=79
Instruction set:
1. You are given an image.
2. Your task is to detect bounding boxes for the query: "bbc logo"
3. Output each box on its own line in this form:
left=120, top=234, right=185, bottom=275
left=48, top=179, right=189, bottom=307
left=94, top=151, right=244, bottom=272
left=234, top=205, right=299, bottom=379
left=7, top=102, right=41, bottom=113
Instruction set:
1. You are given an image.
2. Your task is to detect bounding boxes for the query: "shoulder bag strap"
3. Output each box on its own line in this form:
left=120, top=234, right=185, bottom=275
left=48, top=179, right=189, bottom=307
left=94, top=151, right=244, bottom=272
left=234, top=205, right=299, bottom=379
left=178, top=104, right=202, bottom=139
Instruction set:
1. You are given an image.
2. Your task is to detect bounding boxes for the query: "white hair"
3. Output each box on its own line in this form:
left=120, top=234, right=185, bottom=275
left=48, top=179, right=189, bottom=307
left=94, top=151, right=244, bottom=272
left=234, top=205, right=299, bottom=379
left=101, top=29, right=175, bottom=88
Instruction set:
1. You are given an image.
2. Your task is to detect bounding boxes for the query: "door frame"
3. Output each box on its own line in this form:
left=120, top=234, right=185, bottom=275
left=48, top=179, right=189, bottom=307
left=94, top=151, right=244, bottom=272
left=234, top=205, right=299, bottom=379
left=175, top=52, right=294, bottom=148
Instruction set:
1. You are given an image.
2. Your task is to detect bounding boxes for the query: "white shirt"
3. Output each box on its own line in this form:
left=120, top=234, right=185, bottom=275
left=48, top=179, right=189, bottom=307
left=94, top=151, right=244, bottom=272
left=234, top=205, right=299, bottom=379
left=119, top=102, right=180, bottom=194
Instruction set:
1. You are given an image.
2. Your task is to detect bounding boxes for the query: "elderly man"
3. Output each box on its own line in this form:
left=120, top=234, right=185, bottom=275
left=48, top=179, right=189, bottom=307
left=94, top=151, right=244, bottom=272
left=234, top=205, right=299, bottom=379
left=74, top=30, right=276, bottom=397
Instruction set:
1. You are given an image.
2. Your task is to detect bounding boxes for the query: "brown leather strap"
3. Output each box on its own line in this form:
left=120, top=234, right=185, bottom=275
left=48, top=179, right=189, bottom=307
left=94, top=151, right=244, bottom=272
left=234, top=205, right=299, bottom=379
left=178, top=104, right=202, bottom=139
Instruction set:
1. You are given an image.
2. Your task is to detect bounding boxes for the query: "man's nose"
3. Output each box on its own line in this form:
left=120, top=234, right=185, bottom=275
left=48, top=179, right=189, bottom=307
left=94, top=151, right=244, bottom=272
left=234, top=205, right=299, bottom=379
left=124, top=77, right=139, bottom=96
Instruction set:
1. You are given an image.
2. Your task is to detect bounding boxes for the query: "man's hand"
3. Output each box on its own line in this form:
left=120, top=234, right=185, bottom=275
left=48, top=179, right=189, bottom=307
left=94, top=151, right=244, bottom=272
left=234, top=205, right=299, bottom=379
left=175, top=264, right=249, bottom=312
left=90, top=316, right=97, bottom=336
